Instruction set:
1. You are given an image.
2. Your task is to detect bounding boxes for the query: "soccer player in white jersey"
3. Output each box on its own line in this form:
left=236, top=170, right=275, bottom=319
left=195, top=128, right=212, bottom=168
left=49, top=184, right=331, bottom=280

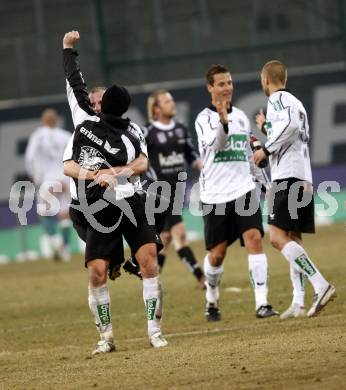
left=253, top=60, right=335, bottom=318
left=25, top=108, right=72, bottom=261
left=195, top=64, right=278, bottom=321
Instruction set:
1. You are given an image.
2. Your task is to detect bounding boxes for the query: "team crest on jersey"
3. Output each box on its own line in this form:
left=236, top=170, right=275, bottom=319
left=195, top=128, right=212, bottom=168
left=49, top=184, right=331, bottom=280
left=157, top=132, right=167, bottom=143
left=238, top=119, right=245, bottom=128
left=175, top=127, right=184, bottom=138
left=78, top=146, right=105, bottom=170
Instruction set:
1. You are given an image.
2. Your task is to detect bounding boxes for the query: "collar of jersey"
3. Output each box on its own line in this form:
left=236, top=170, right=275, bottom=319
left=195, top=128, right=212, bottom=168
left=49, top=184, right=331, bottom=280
left=208, top=104, right=233, bottom=113
left=152, top=120, right=176, bottom=131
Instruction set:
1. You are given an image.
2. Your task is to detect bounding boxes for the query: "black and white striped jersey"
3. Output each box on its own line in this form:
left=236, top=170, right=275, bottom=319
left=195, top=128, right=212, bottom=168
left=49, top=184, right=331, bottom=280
left=62, top=49, right=143, bottom=201
left=143, top=120, right=199, bottom=187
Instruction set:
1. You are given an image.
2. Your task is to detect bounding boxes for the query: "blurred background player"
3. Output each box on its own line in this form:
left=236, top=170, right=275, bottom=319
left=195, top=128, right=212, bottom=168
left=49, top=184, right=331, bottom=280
left=195, top=64, right=278, bottom=321
left=253, top=60, right=335, bottom=318
left=143, top=89, right=205, bottom=288
left=25, top=108, right=72, bottom=261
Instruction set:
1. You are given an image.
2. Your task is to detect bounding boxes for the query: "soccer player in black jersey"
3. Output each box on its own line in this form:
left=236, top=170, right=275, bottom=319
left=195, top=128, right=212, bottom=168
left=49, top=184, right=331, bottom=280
left=62, top=31, right=167, bottom=353
left=143, top=89, right=205, bottom=288
left=66, top=85, right=205, bottom=288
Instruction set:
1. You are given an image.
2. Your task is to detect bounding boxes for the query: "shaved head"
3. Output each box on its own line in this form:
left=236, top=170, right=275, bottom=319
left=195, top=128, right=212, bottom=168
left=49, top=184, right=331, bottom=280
left=262, top=60, right=287, bottom=85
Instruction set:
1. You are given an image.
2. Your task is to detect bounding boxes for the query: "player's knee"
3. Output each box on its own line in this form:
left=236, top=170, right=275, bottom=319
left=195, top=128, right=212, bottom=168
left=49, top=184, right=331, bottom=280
left=160, top=231, right=171, bottom=245
left=136, top=244, right=159, bottom=277
left=268, top=226, right=290, bottom=251
left=173, top=229, right=186, bottom=248
left=244, top=230, right=262, bottom=252
left=269, top=234, right=284, bottom=251
left=88, top=264, right=107, bottom=287
left=176, top=231, right=186, bottom=244
left=209, top=251, right=225, bottom=266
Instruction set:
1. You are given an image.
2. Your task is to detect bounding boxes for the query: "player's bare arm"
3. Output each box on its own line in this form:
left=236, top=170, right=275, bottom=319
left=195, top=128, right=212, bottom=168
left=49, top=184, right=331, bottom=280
left=63, top=160, right=97, bottom=180
left=94, top=153, right=148, bottom=181
left=117, top=152, right=148, bottom=176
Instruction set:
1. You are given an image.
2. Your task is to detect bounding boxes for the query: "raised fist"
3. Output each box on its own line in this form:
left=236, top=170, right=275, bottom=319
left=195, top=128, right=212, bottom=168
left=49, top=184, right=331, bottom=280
left=63, top=31, right=80, bottom=49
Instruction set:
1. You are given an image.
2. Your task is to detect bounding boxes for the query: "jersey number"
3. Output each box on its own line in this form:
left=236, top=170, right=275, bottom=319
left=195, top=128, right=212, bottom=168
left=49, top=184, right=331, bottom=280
left=298, top=111, right=309, bottom=143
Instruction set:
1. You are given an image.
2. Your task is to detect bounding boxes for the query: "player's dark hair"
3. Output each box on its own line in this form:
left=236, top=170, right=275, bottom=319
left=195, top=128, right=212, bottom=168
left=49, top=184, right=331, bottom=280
left=205, top=64, right=230, bottom=86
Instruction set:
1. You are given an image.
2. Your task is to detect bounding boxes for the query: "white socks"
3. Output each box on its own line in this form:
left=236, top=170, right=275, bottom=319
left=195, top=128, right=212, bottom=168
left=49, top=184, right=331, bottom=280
left=289, top=264, right=305, bottom=307
left=143, top=276, right=163, bottom=337
left=248, top=254, right=269, bottom=309
left=281, top=241, right=328, bottom=294
left=204, top=253, right=269, bottom=310
left=204, top=254, right=223, bottom=304
left=88, top=284, right=113, bottom=341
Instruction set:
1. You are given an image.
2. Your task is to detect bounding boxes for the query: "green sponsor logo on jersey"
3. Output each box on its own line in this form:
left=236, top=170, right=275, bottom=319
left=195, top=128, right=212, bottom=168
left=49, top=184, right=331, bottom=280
left=273, top=100, right=284, bottom=111
left=97, top=303, right=111, bottom=326
left=214, top=134, right=247, bottom=163
left=266, top=121, right=273, bottom=138
left=146, top=298, right=158, bottom=320
left=295, top=254, right=316, bottom=277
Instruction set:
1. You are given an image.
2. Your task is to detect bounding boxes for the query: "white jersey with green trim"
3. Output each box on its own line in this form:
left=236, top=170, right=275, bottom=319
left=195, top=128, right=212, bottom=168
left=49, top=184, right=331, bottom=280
left=264, top=90, right=312, bottom=183
left=195, top=105, right=262, bottom=204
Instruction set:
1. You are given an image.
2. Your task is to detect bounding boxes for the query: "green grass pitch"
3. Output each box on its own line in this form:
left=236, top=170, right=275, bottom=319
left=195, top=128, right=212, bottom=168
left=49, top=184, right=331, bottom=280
left=0, top=224, right=345, bottom=389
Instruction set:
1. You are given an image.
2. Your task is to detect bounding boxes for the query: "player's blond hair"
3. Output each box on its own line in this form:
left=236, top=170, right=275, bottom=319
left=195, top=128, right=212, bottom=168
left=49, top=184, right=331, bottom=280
left=89, top=86, right=107, bottom=94
left=262, top=60, right=287, bottom=85
left=147, top=89, right=169, bottom=123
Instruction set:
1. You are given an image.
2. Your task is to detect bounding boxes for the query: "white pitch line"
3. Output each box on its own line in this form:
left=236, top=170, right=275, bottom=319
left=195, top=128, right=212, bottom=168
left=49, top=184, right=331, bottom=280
left=126, top=327, right=239, bottom=343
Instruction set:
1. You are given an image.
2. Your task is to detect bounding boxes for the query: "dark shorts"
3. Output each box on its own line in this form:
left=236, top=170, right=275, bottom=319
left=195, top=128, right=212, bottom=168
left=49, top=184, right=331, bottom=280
left=203, top=190, right=264, bottom=250
left=268, top=178, right=315, bottom=234
left=145, top=187, right=182, bottom=233
left=161, top=214, right=183, bottom=232
left=70, top=193, right=162, bottom=266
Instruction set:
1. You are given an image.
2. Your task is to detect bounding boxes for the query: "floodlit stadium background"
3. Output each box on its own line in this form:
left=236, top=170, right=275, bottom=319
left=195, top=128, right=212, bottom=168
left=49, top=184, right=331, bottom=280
left=0, top=0, right=345, bottom=261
